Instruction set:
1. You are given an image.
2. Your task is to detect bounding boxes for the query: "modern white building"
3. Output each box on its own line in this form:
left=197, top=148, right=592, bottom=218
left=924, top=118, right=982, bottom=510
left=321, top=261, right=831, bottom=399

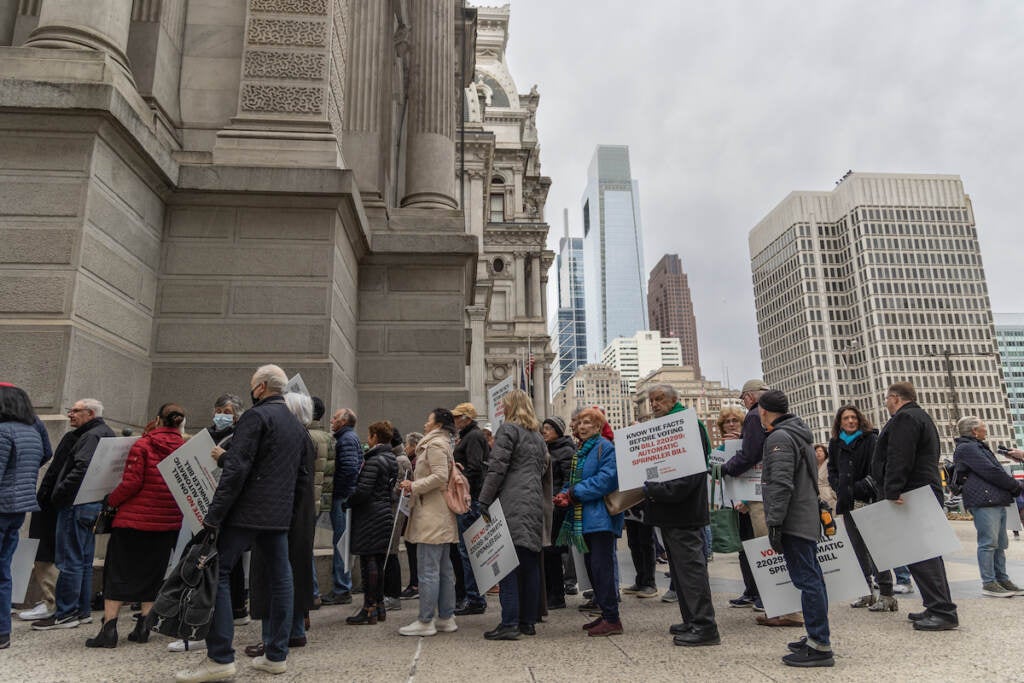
left=601, top=330, right=682, bottom=393
left=749, top=172, right=1012, bottom=452
left=581, top=145, right=647, bottom=359
left=551, top=363, right=634, bottom=430
left=995, top=313, right=1024, bottom=446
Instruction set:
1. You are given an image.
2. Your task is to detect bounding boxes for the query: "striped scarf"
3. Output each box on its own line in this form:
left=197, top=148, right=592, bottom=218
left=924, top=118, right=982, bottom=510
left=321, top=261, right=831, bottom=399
left=556, top=435, right=600, bottom=554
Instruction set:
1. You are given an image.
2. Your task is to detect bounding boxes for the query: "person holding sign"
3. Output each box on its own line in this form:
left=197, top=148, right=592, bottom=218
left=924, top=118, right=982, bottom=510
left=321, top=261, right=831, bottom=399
left=554, top=408, right=624, bottom=637
left=874, top=382, right=958, bottom=631
left=758, top=390, right=835, bottom=668
left=478, top=390, right=547, bottom=641
left=85, top=404, right=186, bottom=648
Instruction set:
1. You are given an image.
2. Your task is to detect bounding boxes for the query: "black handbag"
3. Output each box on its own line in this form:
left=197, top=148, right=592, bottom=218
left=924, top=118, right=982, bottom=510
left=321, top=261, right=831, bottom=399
left=147, top=530, right=219, bottom=642
left=92, top=499, right=117, bottom=535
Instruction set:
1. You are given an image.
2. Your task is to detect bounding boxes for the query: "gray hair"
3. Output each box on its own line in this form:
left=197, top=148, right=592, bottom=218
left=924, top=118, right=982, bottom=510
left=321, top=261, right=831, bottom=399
left=214, top=393, right=243, bottom=415
left=405, top=431, right=423, bottom=449
left=253, top=364, right=288, bottom=394
left=956, top=415, right=984, bottom=437
left=284, top=392, right=313, bottom=426
left=340, top=408, right=357, bottom=428
left=649, top=384, right=679, bottom=401
left=79, top=398, right=103, bottom=417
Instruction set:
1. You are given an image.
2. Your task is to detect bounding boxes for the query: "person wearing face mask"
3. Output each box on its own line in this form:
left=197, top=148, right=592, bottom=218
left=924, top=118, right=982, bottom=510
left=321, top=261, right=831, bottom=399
left=208, top=394, right=243, bottom=445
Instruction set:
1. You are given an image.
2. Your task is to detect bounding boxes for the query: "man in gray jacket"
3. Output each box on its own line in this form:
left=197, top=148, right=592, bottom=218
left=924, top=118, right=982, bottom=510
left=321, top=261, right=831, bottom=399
left=759, top=390, right=834, bottom=668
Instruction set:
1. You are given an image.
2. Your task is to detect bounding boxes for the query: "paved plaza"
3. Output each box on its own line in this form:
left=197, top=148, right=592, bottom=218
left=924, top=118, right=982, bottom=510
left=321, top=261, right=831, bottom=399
left=4, top=520, right=1023, bottom=683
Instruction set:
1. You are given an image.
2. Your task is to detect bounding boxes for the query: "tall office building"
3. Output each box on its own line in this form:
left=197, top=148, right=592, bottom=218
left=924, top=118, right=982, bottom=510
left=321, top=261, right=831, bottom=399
left=749, top=172, right=1011, bottom=452
left=601, top=330, right=683, bottom=393
left=648, top=254, right=702, bottom=378
left=581, top=145, right=647, bottom=358
left=550, top=210, right=587, bottom=395
left=995, top=313, right=1024, bottom=445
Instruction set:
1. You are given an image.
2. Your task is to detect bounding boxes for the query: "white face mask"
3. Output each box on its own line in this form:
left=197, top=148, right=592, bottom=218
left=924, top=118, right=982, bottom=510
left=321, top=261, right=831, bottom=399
left=212, top=413, right=233, bottom=430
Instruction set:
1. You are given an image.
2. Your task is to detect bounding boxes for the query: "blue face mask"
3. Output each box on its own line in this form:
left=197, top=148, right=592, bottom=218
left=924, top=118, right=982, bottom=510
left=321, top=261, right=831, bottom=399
left=212, top=413, right=234, bottom=430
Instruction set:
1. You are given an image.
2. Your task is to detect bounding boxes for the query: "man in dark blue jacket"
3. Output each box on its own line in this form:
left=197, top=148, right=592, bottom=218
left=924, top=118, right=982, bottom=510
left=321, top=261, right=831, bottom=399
left=320, top=407, right=362, bottom=605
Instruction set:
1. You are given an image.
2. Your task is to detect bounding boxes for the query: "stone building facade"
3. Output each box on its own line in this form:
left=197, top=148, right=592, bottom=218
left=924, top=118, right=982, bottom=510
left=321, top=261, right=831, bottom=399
left=551, top=363, right=633, bottom=431
left=0, top=0, right=550, bottom=437
left=632, top=366, right=743, bottom=447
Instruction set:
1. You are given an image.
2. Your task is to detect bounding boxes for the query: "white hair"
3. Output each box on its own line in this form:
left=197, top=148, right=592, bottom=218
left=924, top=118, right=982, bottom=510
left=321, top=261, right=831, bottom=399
left=79, top=398, right=104, bottom=417
left=956, top=415, right=983, bottom=437
left=649, top=384, right=679, bottom=401
left=252, top=364, right=288, bottom=394
left=284, top=392, right=313, bottom=426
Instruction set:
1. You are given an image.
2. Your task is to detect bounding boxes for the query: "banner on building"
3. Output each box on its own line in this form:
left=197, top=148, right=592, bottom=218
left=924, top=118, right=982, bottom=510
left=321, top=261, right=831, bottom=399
left=158, top=430, right=221, bottom=534
left=74, top=436, right=139, bottom=505
left=488, top=376, right=515, bottom=430
left=849, top=485, right=961, bottom=571
left=463, top=499, right=519, bottom=593
left=613, top=409, right=707, bottom=491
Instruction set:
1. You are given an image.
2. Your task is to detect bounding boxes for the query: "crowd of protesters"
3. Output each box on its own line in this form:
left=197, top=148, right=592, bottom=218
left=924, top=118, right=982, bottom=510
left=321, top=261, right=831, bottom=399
left=0, top=367, right=1020, bottom=676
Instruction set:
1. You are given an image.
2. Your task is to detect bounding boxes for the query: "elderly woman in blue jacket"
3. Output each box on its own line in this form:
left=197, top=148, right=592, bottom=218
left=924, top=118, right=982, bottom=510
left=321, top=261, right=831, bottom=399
left=553, top=407, right=624, bottom=637
left=952, top=415, right=1024, bottom=597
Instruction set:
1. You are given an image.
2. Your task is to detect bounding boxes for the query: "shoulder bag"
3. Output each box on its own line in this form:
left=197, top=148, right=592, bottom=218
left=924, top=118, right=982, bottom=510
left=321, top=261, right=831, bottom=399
left=709, top=469, right=742, bottom=553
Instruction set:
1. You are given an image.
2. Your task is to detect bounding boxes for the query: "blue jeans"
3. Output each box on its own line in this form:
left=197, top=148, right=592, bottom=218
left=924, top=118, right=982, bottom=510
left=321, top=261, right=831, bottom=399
left=330, top=498, right=351, bottom=594
left=781, top=534, right=830, bottom=649
left=261, top=607, right=305, bottom=642
left=456, top=502, right=484, bottom=606
left=583, top=531, right=619, bottom=622
left=416, top=543, right=455, bottom=623
left=311, top=556, right=320, bottom=599
left=701, top=525, right=713, bottom=560
left=498, top=546, right=540, bottom=627
left=971, top=506, right=1009, bottom=584
left=207, top=528, right=292, bottom=664
left=0, top=512, right=26, bottom=636
left=54, top=502, right=101, bottom=619
left=895, top=565, right=912, bottom=584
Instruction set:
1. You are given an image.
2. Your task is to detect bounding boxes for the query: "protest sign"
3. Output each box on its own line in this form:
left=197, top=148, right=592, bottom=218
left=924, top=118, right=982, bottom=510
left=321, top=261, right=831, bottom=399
left=571, top=546, right=591, bottom=592
left=398, top=492, right=411, bottom=518
left=488, top=376, right=515, bottom=429
left=12, top=538, right=39, bottom=604
left=849, top=485, right=961, bottom=571
left=285, top=373, right=310, bottom=397
left=709, top=441, right=763, bottom=502
left=158, top=430, right=221, bottom=534
left=743, top=517, right=866, bottom=618
left=164, top=525, right=193, bottom=579
left=73, top=436, right=139, bottom=505
left=613, top=409, right=707, bottom=491
left=1007, top=503, right=1023, bottom=532
left=463, top=499, right=519, bottom=593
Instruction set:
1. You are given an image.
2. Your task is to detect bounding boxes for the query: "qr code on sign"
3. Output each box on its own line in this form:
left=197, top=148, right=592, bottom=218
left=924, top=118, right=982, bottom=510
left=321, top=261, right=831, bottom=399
left=754, top=483, right=763, bottom=496
left=491, top=563, right=501, bottom=576
left=646, top=466, right=659, bottom=480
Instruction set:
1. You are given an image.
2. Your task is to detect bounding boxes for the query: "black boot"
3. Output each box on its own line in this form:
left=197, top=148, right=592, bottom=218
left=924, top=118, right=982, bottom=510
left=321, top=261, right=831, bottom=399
left=85, top=618, right=118, bottom=648
left=127, top=614, right=149, bottom=643
left=346, top=606, right=378, bottom=625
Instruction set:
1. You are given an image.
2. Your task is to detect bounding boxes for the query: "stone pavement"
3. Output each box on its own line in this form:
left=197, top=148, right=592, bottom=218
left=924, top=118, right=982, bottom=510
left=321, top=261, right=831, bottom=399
left=5, top=520, right=1024, bottom=683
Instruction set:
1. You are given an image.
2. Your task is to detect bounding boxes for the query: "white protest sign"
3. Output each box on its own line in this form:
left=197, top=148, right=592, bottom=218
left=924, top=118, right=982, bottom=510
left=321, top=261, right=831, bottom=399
left=708, top=443, right=733, bottom=501
left=11, top=538, right=39, bottom=604
left=488, top=376, right=515, bottom=429
left=164, top=525, right=193, bottom=579
left=613, top=409, right=707, bottom=491
left=463, top=499, right=519, bottom=593
left=724, top=464, right=763, bottom=503
left=1007, top=503, right=1023, bottom=532
left=398, top=492, right=411, bottom=518
left=571, top=545, right=591, bottom=592
left=743, top=517, right=866, bottom=618
left=73, top=436, right=139, bottom=505
left=285, top=373, right=310, bottom=397
left=157, top=430, right=221, bottom=534
left=335, top=513, right=351, bottom=573
left=849, top=485, right=962, bottom=571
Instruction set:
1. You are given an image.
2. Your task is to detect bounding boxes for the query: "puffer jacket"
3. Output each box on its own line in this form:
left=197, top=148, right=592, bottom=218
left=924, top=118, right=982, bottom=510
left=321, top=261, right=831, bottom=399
left=643, top=406, right=712, bottom=530
left=107, top=427, right=184, bottom=532
left=479, top=422, right=548, bottom=552
left=333, top=425, right=362, bottom=501
left=454, top=421, right=489, bottom=501
left=405, top=429, right=458, bottom=544
left=953, top=436, right=1022, bottom=509
left=0, top=420, right=49, bottom=513
left=307, top=421, right=334, bottom=514
left=561, top=436, right=624, bottom=537
left=827, top=430, right=879, bottom=515
left=547, top=435, right=576, bottom=494
left=761, top=414, right=820, bottom=542
left=39, top=417, right=115, bottom=508
left=348, top=443, right=397, bottom=555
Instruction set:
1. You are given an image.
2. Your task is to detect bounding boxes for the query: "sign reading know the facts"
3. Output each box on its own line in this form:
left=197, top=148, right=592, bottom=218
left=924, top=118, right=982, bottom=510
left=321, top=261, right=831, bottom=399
left=613, top=409, right=707, bottom=491
left=488, top=376, right=515, bottom=430
left=463, top=499, right=519, bottom=593
left=73, top=436, right=139, bottom=505
left=158, top=429, right=221, bottom=534
left=744, top=517, right=866, bottom=618
left=849, top=485, right=962, bottom=571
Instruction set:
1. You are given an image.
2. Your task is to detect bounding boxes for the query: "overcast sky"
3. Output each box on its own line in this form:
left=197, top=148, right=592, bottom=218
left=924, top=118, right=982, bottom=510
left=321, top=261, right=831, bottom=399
left=498, top=0, right=1024, bottom=389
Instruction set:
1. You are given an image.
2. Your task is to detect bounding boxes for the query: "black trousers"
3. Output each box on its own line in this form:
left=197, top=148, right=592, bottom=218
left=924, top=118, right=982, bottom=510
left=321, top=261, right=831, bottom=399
left=383, top=553, right=402, bottom=599
left=662, top=526, right=716, bottom=632
left=625, top=518, right=656, bottom=589
left=736, top=511, right=759, bottom=598
left=405, top=541, right=418, bottom=588
left=543, top=545, right=566, bottom=602
left=449, top=542, right=465, bottom=603
left=843, top=513, right=893, bottom=596
left=583, top=532, right=619, bottom=622
left=908, top=556, right=957, bottom=621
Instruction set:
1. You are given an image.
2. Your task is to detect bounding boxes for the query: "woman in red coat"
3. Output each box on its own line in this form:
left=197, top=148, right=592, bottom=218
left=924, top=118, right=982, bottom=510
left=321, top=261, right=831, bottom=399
left=85, top=404, right=185, bottom=648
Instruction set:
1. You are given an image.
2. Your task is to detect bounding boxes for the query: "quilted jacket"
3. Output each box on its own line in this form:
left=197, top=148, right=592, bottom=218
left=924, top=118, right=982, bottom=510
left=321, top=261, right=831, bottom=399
left=0, top=420, right=50, bottom=513
left=348, top=443, right=397, bottom=555
left=107, top=427, right=184, bottom=532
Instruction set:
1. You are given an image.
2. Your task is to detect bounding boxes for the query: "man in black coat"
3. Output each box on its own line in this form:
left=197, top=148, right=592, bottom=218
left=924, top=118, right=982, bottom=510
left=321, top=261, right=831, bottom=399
left=874, top=381, right=958, bottom=631
left=175, top=365, right=307, bottom=682
left=451, top=402, right=489, bottom=615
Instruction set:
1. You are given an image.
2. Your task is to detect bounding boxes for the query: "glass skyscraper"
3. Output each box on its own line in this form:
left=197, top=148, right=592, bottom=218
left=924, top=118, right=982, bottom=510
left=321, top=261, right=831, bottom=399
left=550, top=234, right=587, bottom=395
left=581, top=145, right=647, bottom=358
left=995, top=313, right=1024, bottom=445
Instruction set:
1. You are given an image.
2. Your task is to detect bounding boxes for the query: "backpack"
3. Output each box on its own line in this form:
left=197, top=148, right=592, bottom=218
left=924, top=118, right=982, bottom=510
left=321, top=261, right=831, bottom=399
left=444, top=456, right=471, bottom=515
left=146, top=531, right=219, bottom=643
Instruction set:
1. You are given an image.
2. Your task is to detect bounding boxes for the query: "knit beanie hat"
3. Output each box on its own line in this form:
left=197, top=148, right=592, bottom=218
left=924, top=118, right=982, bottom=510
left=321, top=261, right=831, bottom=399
left=543, top=416, right=566, bottom=437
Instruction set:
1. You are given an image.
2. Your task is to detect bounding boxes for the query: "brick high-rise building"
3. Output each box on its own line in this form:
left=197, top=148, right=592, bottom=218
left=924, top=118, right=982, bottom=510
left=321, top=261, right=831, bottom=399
left=648, top=254, right=702, bottom=378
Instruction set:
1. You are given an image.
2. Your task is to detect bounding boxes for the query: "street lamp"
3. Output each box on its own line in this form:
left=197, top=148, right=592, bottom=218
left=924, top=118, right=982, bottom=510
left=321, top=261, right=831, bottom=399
left=925, top=347, right=995, bottom=436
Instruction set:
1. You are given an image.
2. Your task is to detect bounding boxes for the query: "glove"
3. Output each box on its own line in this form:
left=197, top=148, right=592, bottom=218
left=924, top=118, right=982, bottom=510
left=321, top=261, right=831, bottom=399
left=479, top=503, right=492, bottom=525
left=768, top=526, right=784, bottom=554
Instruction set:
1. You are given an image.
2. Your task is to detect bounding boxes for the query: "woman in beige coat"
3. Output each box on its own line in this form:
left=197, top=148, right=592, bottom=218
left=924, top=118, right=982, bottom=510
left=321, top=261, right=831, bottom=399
left=397, top=409, right=459, bottom=637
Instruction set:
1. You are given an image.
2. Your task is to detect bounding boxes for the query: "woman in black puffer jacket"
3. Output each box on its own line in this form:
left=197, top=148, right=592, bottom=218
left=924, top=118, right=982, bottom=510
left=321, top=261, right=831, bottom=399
left=346, top=420, right=398, bottom=625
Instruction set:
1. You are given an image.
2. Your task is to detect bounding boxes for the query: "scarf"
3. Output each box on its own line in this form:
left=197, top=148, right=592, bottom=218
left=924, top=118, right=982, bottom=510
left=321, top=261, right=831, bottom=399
left=839, top=430, right=862, bottom=445
left=556, top=435, right=600, bottom=554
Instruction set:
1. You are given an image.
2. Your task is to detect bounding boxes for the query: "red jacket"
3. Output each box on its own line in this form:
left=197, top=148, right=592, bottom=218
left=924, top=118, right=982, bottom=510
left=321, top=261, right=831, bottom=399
left=108, top=427, right=184, bottom=532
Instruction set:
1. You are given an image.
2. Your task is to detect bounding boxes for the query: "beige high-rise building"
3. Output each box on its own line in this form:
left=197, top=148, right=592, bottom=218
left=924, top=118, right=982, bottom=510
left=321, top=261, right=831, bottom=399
left=551, top=363, right=633, bottom=431
left=648, top=254, right=702, bottom=378
left=633, top=366, right=743, bottom=447
left=749, top=172, right=1011, bottom=452
left=601, top=330, right=682, bottom=393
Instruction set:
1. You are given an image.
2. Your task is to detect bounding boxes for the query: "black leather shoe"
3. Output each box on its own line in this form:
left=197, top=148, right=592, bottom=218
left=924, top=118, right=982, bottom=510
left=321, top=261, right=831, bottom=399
left=669, top=622, right=692, bottom=635
left=912, top=615, right=958, bottom=631
left=483, top=624, right=521, bottom=640
left=454, top=602, right=487, bottom=616
left=673, top=628, right=721, bottom=647
left=518, top=623, right=536, bottom=636
left=907, top=611, right=926, bottom=622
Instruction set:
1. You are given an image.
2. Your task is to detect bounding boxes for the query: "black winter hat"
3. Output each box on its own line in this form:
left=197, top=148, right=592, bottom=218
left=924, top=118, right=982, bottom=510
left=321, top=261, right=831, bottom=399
left=543, top=416, right=566, bottom=437
left=758, top=390, right=789, bottom=414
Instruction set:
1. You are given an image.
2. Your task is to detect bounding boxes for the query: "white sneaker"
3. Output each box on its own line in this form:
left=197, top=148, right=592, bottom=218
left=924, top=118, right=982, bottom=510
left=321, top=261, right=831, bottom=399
left=893, top=583, right=915, bottom=594
left=18, top=603, right=55, bottom=621
left=168, top=639, right=208, bottom=652
left=250, top=655, right=287, bottom=674
left=399, top=619, right=437, bottom=636
left=435, top=616, right=458, bottom=633
left=233, top=615, right=251, bottom=626
left=174, top=658, right=237, bottom=683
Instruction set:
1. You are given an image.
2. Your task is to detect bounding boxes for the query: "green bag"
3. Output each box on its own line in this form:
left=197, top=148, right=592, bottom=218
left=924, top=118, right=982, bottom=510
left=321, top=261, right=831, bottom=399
left=709, top=470, right=742, bottom=554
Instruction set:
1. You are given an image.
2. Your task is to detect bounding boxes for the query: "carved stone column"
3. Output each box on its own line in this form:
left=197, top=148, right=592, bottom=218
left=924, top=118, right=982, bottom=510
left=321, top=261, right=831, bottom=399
left=533, top=361, right=546, bottom=419
left=24, top=0, right=134, bottom=77
left=400, top=0, right=456, bottom=209
left=530, top=253, right=542, bottom=319
left=467, top=304, right=487, bottom=410
left=513, top=252, right=526, bottom=318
